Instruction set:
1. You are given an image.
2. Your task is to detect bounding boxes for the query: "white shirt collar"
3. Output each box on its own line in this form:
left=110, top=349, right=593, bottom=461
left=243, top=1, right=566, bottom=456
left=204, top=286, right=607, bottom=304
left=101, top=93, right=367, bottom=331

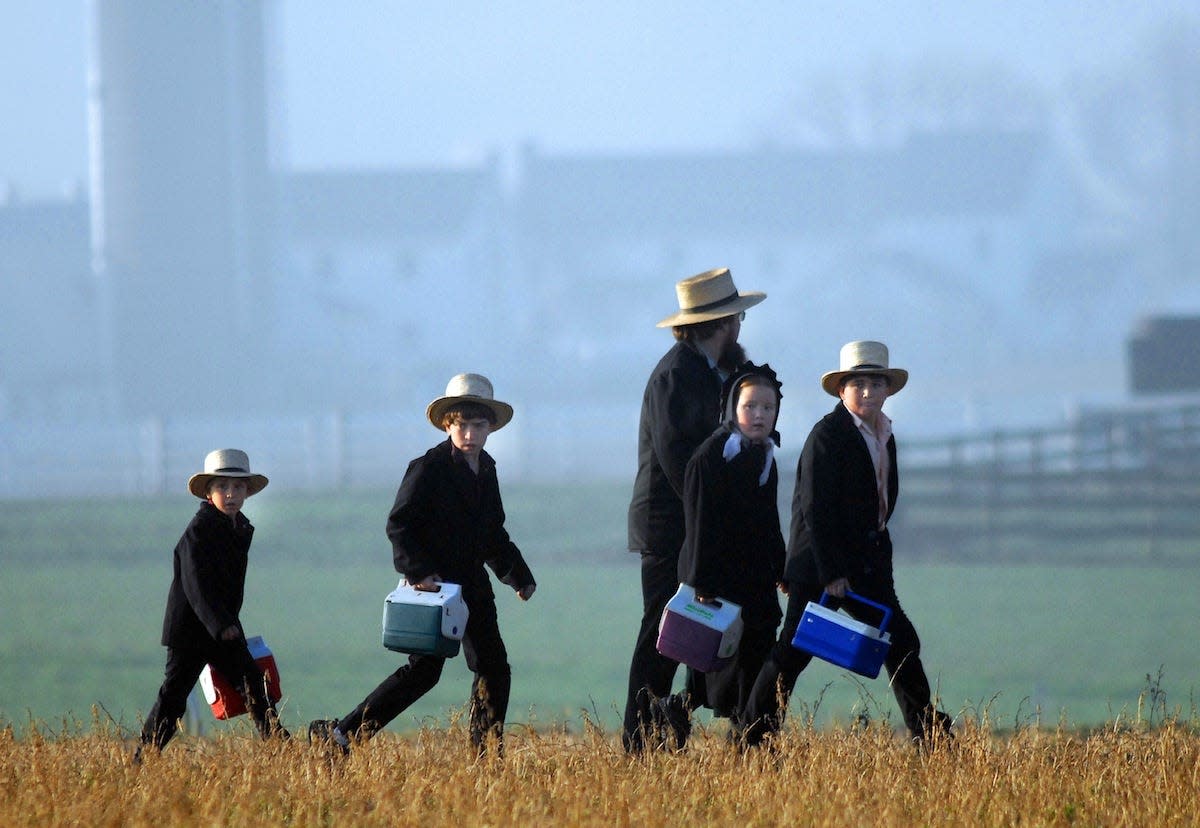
left=847, top=408, right=892, bottom=440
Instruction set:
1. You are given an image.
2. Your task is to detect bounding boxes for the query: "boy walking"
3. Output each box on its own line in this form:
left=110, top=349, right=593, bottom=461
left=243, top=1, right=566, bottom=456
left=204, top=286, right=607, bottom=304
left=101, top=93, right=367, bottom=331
left=743, top=342, right=953, bottom=747
left=139, top=449, right=286, bottom=753
left=311, top=374, right=536, bottom=756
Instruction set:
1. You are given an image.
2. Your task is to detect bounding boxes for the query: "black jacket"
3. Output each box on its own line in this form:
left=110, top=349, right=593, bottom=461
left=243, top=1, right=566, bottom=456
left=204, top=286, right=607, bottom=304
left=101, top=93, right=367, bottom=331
left=387, top=439, right=535, bottom=595
left=160, top=501, right=253, bottom=647
left=628, top=341, right=723, bottom=556
left=786, top=401, right=899, bottom=586
left=678, top=424, right=785, bottom=628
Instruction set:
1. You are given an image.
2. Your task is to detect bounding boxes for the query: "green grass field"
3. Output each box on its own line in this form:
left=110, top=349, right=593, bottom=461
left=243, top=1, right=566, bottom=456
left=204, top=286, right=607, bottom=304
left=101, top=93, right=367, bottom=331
left=2, top=486, right=1197, bottom=737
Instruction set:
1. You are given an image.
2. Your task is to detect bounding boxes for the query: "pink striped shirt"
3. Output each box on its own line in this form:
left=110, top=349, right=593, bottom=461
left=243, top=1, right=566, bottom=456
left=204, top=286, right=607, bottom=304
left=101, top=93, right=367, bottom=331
left=848, top=409, right=893, bottom=530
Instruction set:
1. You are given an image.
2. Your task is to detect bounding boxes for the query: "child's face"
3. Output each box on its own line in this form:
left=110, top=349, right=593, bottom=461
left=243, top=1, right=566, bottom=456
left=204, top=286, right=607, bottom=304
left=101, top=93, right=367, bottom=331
left=447, top=416, right=491, bottom=462
left=839, top=374, right=890, bottom=423
left=735, top=383, right=778, bottom=444
left=207, top=477, right=249, bottom=518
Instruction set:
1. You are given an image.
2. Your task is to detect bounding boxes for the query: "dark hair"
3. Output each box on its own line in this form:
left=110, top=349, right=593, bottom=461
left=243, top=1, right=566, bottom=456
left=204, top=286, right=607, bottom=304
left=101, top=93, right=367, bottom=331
left=439, top=402, right=497, bottom=429
left=205, top=476, right=246, bottom=494
left=672, top=314, right=736, bottom=342
left=839, top=373, right=891, bottom=392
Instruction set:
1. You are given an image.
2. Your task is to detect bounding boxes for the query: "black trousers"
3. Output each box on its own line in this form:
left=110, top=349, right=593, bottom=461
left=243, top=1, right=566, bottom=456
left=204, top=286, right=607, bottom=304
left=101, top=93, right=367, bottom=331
left=743, top=573, right=950, bottom=743
left=338, top=589, right=511, bottom=750
left=141, top=637, right=276, bottom=749
left=621, top=550, right=699, bottom=751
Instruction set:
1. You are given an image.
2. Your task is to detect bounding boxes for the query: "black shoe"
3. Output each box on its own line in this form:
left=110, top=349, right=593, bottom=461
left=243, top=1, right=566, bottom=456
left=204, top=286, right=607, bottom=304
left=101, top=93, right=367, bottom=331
left=912, top=713, right=954, bottom=754
left=264, top=712, right=291, bottom=741
left=656, top=694, right=692, bottom=752
left=308, top=719, right=349, bottom=755
left=621, top=729, right=645, bottom=755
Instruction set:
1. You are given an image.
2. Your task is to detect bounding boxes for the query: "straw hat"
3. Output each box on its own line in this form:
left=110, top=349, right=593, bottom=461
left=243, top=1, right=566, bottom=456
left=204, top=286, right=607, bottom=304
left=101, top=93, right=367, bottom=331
left=656, top=267, right=766, bottom=328
left=187, top=448, right=269, bottom=498
left=425, top=373, right=514, bottom=431
left=820, top=341, right=908, bottom=397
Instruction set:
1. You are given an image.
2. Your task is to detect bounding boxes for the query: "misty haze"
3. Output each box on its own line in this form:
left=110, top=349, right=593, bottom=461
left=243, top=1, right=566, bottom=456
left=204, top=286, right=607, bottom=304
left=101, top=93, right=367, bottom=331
left=2, top=3, right=1199, bottom=496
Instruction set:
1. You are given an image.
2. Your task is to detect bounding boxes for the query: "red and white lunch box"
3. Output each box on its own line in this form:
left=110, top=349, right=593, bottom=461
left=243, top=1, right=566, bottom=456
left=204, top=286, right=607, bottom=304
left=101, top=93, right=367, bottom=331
left=199, top=635, right=283, bottom=720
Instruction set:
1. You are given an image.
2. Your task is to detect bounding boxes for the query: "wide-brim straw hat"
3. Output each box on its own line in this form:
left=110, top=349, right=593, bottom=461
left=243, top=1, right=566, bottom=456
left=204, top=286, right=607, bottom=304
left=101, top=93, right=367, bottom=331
left=820, top=340, right=908, bottom=397
left=426, top=373, right=514, bottom=431
left=187, top=448, right=269, bottom=498
left=656, top=267, right=766, bottom=328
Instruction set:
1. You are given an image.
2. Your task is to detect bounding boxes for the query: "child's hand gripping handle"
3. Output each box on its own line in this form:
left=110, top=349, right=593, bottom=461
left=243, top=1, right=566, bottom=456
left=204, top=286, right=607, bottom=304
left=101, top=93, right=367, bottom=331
left=819, top=589, right=893, bottom=636
left=411, top=575, right=442, bottom=592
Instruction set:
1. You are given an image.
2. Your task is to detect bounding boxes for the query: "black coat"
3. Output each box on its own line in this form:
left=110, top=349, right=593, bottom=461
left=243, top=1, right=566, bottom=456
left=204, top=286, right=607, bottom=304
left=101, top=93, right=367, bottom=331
left=628, top=341, right=723, bottom=556
left=786, top=401, right=899, bottom=586
left=387, top=439, right=535, bottom=595
left=678, top=425, right=785, bottom=628
left=160, top=501, right=253, bottom=647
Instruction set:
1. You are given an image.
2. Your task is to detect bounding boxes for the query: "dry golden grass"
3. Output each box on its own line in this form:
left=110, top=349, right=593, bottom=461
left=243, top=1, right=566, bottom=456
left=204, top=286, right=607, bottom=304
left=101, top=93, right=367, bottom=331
left=2, top=711, right=1198, bottom=827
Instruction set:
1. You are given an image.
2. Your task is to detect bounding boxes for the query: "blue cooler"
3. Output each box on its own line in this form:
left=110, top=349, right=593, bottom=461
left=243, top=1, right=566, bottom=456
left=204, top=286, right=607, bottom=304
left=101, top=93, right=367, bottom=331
left=382, top=580, right=469, bottom=658
left=790, top=590, right=892, bottom=678
left=656, top=583, right=743, bottom=672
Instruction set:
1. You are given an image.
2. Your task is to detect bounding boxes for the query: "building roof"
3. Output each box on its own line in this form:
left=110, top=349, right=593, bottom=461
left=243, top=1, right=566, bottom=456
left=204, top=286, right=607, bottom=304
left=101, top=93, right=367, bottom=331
left=517, top=130, right=1048, bottom=240
left=279, top=166, right=498, bottom=242
left=274, top=131, right=1050, bottom=246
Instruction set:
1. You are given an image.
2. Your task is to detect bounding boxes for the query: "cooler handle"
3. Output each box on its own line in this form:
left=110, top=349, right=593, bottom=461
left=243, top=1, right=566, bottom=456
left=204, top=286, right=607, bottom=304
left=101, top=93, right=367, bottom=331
left=819, top=590, right=892, bottom=636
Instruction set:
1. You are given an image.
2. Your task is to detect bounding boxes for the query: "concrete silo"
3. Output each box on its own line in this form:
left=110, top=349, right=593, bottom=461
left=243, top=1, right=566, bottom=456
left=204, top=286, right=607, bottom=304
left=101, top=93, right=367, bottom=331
left=87, top=0, right=274, bottom=416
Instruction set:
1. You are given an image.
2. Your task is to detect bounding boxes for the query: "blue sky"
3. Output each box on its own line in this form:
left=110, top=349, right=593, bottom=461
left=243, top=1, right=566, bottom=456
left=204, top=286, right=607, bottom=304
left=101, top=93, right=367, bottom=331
left=3, top=1, right=1195, bottom=195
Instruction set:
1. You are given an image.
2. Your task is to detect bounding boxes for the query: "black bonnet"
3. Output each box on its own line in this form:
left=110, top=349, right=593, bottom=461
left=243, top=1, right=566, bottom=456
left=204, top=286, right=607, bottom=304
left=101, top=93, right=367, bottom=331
left=720, top=361, right=783, bottom=446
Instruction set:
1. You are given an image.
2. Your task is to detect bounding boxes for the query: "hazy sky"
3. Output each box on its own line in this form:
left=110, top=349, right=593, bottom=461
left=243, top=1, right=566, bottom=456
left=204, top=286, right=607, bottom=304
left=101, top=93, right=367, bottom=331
left=3, top=1, right=1195, bottom=196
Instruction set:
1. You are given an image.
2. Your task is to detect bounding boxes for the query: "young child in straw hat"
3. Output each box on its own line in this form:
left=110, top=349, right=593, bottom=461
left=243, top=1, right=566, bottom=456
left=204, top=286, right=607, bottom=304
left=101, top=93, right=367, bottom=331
left=138, top=449, right=287, bottom=756
left=309, top=373, right=536, bottom=757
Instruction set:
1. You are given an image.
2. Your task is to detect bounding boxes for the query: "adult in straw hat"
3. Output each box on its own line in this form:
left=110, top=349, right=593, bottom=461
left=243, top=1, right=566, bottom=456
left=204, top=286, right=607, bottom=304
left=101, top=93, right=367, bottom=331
left=622, top=267, right=766, bottom=753
left=742, top=341, right=954, bottom=748
left=655, top=267, right=766, bottom=329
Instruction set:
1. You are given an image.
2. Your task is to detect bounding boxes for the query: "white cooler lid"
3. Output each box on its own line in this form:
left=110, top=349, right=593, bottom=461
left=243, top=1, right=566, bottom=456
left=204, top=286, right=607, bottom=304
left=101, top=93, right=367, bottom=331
left=802, top=602, right=890, bottom=641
